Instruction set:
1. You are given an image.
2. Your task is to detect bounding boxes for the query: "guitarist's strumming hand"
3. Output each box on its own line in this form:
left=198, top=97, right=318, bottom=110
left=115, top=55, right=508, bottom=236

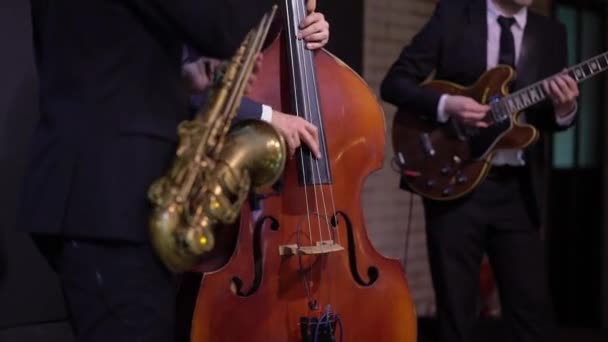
left=444, top=95, right=491, bottom=128
left=542, top=70, right=579, bottom=118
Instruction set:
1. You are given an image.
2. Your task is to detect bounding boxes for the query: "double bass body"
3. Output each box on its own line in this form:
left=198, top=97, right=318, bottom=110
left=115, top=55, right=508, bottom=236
left=188, top=2, right=417, bottom=340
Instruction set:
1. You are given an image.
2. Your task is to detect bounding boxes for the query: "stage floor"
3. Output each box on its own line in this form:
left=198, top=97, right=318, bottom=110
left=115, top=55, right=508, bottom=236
left=1, top=319, right=607, bottom=341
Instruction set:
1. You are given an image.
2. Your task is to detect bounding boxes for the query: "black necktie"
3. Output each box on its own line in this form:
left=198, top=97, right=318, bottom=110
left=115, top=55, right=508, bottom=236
left=497, top=16, right=516, bottom=68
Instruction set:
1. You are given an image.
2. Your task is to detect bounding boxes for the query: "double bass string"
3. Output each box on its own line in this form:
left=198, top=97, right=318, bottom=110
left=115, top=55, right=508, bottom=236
left=293, top=0, right=342, bottom=323
left=285, top=0, right=315, bottom=246
left=285, top=0, right=324, bottom=311
left=294, top=0, right=337, bottom=247
left=285, top=0, right=336, bottom=314
left=289, top=0, right=325, bottom=246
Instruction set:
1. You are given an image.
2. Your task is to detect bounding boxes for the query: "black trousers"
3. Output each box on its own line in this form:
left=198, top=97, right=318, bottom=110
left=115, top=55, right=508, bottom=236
left=33, top=235, right=177, bottom=342
left=423, top=168, right=554, bottom=342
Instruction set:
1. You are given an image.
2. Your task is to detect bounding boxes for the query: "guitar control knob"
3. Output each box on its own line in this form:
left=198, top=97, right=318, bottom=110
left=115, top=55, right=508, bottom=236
left=426, top=180, right=436, bottom=188
left=440, top=166, right=451, bottom=175
left=457, top=175, right=468, bottom=184
left=442, top=188, right=453, bottom=197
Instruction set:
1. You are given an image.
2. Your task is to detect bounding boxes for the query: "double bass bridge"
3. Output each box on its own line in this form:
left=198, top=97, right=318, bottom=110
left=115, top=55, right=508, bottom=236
left=278, top=240, right=344, bottom=256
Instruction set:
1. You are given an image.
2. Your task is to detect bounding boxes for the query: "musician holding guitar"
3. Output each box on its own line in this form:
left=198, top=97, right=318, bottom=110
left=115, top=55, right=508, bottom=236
left=381, top=0, right=580, bottom=341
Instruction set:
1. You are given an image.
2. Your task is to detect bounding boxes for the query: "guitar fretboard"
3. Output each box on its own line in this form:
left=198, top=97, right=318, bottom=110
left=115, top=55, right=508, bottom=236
left=499, top=51, right=608, bottom=115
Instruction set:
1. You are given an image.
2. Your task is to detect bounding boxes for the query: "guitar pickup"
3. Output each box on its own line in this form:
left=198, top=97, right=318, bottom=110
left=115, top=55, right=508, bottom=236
left=419, top=133, right=436, bottom=157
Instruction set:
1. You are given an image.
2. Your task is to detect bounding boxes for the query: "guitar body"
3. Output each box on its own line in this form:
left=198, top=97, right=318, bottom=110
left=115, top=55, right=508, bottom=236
left=392, top=66, right=538, bottom=200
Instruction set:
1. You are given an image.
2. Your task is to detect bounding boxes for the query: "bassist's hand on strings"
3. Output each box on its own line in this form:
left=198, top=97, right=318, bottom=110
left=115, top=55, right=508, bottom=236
left=444, top=95, right=491, bottom=128
left=271, top=111, right=321, bottom=159
left=298, top=0, right=329, bottom=50
left=542, top=69, right=579, bottom=118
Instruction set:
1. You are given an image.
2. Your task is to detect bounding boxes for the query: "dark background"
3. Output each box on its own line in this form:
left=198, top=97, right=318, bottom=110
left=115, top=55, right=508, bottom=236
left=0, top=0, right=68, bottom=335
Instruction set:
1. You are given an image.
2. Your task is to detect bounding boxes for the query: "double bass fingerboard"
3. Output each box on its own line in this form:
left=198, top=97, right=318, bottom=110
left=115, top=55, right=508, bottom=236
left=283, top=0, right=332, bottom=186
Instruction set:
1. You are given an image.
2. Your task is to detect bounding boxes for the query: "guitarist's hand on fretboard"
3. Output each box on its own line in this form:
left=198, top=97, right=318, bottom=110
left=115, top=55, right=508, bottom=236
left=442, top=95, right=490, bottom=128
left=542, top=69, right=579, bottom=118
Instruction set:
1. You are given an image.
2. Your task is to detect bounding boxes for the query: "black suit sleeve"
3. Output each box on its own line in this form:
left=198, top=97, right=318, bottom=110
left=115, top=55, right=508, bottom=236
left=129, top=0, right=274, bottom=59
left=526, top=22, right=575, bottom=132
left=189, top=91, right=263, bottom=123
left=236, top=97, right=265, bottom=121
left=380, top=1, right=444, bottom=120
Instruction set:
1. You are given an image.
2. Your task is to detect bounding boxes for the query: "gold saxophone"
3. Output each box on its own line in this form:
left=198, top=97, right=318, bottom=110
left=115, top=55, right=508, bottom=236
left=147, top=6, right=285, bottom=273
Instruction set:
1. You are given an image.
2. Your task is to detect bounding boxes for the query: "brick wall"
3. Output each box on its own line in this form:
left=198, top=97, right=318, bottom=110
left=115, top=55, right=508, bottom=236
left=361, top=0, right=438, bottom=316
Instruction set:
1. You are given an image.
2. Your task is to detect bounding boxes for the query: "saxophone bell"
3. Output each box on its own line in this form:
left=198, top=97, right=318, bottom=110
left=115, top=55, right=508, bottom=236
left=148, top=202, right=216, bottom=272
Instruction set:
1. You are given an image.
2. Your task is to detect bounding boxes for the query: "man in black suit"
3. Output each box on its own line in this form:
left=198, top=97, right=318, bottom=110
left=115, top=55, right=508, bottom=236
left=381, top=0, right=579, bottom=341
left=17, top=1, right=325, bottom=341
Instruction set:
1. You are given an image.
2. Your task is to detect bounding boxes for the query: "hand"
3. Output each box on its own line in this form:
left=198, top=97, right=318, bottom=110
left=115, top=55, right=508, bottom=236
left=270, top=111, right=321, bottom=159
left=298, top=1, right=330, bottom=50
left=182, top=57, right=221, bottom=92
left=306, top=0, right=317, bottom=12
left=542, top=70, right=579, bottom=117
left=444, top=95, right=490, bottom=128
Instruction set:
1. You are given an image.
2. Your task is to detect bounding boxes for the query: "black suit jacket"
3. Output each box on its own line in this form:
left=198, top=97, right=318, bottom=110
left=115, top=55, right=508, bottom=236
left=380, top=0, right=575, bottom=224
left=17, top=0, right=273, bottom=242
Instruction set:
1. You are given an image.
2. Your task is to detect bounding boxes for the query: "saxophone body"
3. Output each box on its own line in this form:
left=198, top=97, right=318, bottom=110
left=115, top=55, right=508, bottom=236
left=148, top=7, right=284, bottom=273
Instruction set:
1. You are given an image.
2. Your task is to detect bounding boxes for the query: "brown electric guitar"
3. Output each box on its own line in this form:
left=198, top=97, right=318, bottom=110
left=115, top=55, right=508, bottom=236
left=392, top=51, right=608, bottom=201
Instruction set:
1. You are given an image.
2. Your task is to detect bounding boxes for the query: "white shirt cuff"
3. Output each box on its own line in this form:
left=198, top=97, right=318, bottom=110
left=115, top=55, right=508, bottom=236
left=555, top=102, right=577, bottom=127
left=437, top=94, right=450, bottom=123
left=261, top=104, right=273, bottom=122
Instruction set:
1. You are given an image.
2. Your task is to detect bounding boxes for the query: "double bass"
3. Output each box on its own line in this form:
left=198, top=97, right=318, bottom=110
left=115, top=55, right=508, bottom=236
left=186, top=1, right=417, bottom=340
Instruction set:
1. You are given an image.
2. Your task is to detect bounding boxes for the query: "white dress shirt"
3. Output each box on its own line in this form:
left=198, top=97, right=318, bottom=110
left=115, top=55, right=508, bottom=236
left=437, top=0, right=576, bottom=166
left=261, top=104, right=273, bottom=122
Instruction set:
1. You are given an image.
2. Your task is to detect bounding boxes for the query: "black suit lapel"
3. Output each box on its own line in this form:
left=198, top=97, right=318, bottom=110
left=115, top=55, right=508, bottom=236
left=513, top=12, right=541, bottom=90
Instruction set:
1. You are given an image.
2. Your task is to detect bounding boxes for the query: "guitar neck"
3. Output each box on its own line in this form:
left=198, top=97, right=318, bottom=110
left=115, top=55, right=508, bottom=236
left=500, top=51, right=608, bottom=114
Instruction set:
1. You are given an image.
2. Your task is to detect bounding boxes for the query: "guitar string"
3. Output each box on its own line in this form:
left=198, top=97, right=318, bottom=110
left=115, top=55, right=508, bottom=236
left=504, top=51, right=607, bottom=114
